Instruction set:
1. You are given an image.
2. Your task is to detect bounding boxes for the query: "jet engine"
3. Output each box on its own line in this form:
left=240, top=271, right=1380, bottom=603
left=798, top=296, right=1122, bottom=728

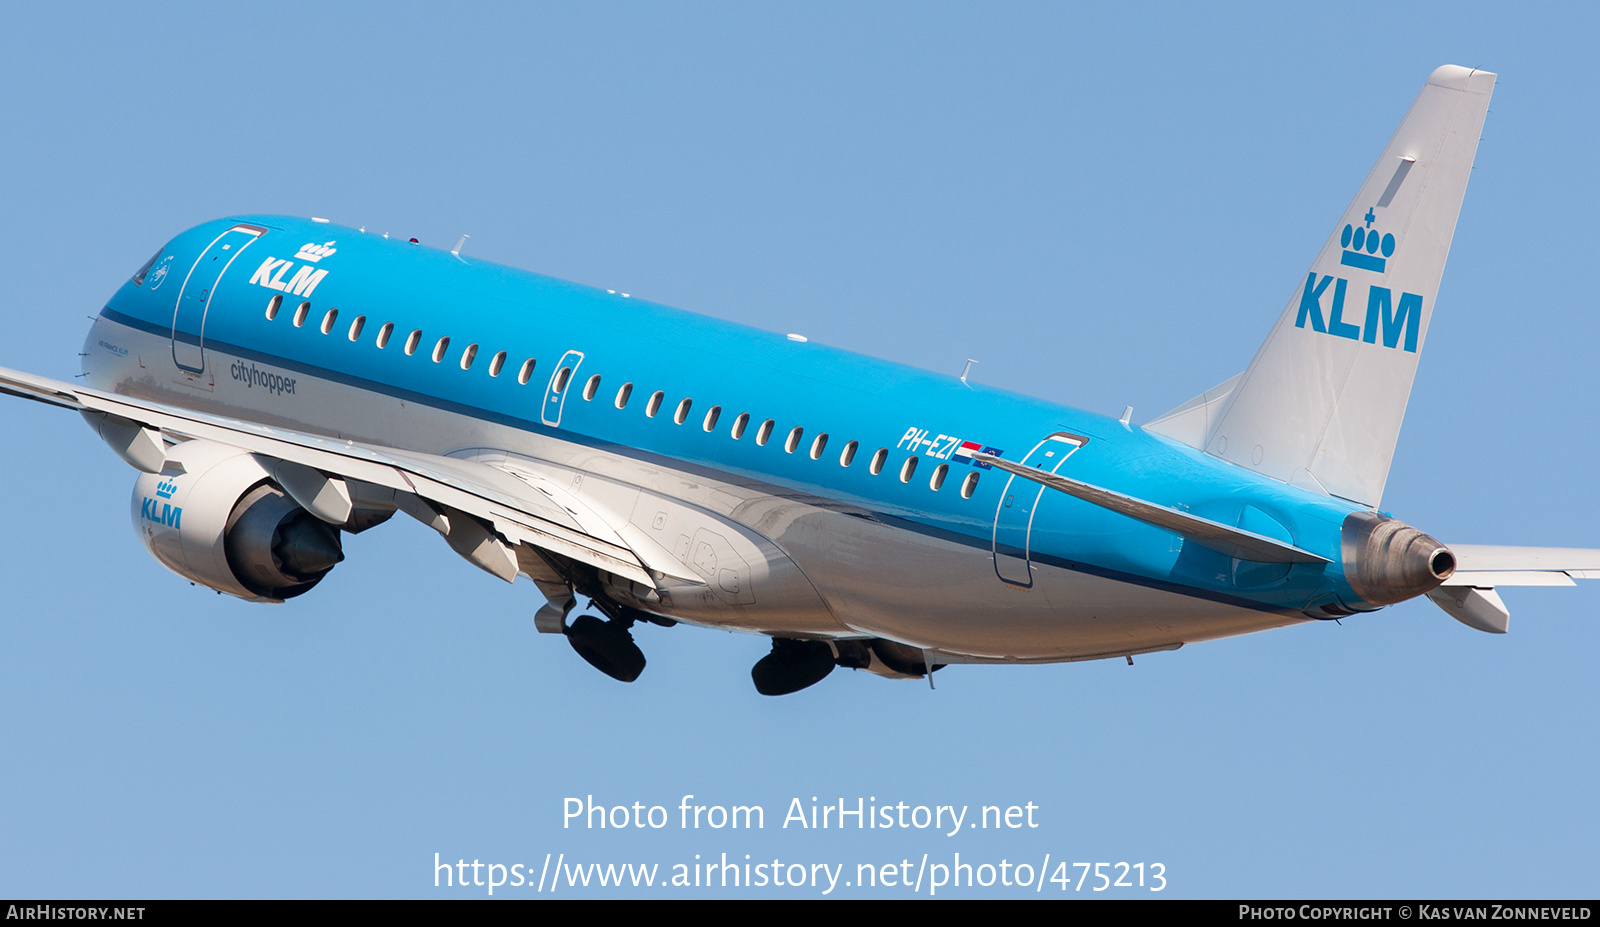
left=131, top=440, right=344, bottom=602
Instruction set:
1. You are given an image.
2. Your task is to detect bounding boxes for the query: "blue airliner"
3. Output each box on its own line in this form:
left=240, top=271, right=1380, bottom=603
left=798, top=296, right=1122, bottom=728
left=3, top=65, right=1593, bottom=695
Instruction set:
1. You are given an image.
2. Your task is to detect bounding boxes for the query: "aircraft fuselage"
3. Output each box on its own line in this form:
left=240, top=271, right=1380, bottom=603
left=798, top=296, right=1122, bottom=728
left=83, top=215, right=1374, bottom=664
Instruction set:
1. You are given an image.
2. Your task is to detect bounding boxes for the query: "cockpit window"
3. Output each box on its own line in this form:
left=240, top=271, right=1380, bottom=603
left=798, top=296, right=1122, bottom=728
left=131, top=249, right=163, bottom=286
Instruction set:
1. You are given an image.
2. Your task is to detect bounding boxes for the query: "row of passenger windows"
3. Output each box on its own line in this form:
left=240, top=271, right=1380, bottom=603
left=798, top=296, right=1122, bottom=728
left=596, top=377, right=980, bottom=499
left=265, top=294, right=980, bottom=500
left=266, top=294, right=539, bottom=383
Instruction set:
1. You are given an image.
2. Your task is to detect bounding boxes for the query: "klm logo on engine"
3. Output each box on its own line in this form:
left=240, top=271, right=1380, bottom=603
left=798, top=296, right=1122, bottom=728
left=1295, top=206, right=1421, bottom=352
left=140, top=496, right=181, bottom=529
left=249, top=240, right=335, bottom=298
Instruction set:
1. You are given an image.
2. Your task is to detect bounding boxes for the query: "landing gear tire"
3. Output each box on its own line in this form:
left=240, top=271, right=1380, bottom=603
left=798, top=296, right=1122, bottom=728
left=751, top=638, right=835, bottom=696
left=565, top=615, right=646, bottom=683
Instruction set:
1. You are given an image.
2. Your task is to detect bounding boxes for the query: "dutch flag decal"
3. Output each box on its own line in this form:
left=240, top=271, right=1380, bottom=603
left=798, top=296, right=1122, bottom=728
left=955, top=441, right=1002, bottom=468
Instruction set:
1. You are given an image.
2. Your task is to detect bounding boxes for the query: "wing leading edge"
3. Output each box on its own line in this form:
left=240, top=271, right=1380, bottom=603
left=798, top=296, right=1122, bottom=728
left=0, top=364, right=676, bottom=593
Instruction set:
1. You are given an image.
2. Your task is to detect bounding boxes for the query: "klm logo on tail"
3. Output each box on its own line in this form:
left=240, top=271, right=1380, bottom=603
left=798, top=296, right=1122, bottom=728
left=1340, top=207, right=1396, bottom=273
left=1296, top=206, right=1421, bottom=352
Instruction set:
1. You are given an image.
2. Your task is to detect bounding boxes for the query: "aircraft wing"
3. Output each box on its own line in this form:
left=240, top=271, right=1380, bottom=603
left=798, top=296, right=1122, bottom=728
left=973, top=451, right=1330, bottom=564
left=0, top=364, right=665, bottom=589
left=1426, top=544, right=1600, bottom=634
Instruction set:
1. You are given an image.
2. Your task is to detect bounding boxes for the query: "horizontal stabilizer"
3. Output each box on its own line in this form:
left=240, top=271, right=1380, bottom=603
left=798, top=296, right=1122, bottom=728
left=1444, top=544, right=1600, bottom=581
left=973, top=452, right=1328, bottom=564
left=1426, top=544, right=1600, bottom=633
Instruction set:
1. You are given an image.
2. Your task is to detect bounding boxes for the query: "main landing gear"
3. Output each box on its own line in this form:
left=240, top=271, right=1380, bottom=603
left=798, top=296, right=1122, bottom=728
left=751, top=638, right=837, bottom=696
left=564, top=614, right=646, bottom=683
left=749, top=637, right=946, bottom=696
left=554, top=599, right=946, bottom=696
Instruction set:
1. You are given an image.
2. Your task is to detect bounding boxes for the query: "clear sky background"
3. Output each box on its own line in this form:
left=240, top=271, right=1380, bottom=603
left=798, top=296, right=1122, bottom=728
left=1, top=2, right=1596, bottom=899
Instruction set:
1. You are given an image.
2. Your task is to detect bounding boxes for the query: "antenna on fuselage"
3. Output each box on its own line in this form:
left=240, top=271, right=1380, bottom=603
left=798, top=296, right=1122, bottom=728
left=959, top=358, right=978, bottom=388
left=452, top=234, right=470, bottom=257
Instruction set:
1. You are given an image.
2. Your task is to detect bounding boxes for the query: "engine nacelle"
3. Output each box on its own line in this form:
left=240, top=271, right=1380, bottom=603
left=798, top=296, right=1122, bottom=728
left=131, top=440, right=343, bottom=602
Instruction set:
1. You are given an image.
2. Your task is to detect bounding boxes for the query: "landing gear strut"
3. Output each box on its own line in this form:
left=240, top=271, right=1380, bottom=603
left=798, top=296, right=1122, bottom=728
left=565, top=614, right=646, bottom=683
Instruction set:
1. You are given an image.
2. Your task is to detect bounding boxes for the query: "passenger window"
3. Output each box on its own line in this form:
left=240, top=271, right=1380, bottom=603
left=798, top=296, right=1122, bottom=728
left=404, top=330, right=422, bottom=355
left=960, top=471, right=979, bottom=499
left=583, top=374, right=601, bottom=401
left=320, top=308, right=338, bottom=334
left=266, top=294, right=282, bottom=320
left=646, top=391, right=664, bottom=417
left=731, top=413, right=750, bottom=439
left=460, top=343, right=478, bottom=370
left=431, top=336, right=450, bottom=362
left=899, top=456, right=919, bottom=483
left=674, top=398, right=692, bottom=424
left=930, top=463, right=948, bottom=491
left=553, top=367, right=572, bottom=392
left=784, top=426, right=803, bottom=454
left=755, top=419, right=775, bottom=446
left=348, top=315, right=366, bottom=341
left=869, top=448, right=888, bottom=475
left=615, top=382, right=633, bottom=409
left=517, top=358, right=536, bottom=384
left=839, top=440, right=858, bottom=467
left=489, top=351, right=507, bottom=377
left=810, top=433, right=828, bottom=460
left=293, top=301, right=310, bottom=327
left=703, top=406, right=721, bottom=432
left=376, top=322, right=394, bottom=348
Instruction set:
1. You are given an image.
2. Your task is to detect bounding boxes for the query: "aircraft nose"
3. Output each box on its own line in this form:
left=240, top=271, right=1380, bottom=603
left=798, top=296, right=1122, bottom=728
left=1340, top=511, right=1455, bottom=606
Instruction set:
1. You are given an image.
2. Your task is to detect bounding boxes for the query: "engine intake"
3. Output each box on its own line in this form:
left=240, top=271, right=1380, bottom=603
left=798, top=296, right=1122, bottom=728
left=132, top=441, right=343, bottom=602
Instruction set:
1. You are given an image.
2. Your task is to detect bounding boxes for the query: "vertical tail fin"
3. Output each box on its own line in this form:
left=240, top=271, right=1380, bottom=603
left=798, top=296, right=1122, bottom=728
left=1154, top=65, right=1495, bottom=507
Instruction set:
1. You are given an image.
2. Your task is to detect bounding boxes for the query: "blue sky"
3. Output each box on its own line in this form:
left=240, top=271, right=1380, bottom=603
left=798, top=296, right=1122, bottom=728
left=1, top=2, right=1597, bottom=898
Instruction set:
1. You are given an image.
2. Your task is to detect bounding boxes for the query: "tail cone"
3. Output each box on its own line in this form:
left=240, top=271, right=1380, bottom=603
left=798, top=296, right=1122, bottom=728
left=1341, top=511, right=1454, bottom=606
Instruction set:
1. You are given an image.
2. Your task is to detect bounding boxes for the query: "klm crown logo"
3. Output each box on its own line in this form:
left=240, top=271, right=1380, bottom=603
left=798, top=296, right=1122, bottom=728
left=1340, top=208, right=1395, bottom=273
left=155, top=479, right=178, bottom=499
left=294, top=240, right=337, bottom=263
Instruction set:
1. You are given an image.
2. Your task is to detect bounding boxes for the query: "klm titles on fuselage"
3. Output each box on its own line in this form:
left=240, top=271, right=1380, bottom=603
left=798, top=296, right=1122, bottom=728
left=1295, top=209, right=1422, bottom=352
left=246, top=240, right=337, bottom=299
